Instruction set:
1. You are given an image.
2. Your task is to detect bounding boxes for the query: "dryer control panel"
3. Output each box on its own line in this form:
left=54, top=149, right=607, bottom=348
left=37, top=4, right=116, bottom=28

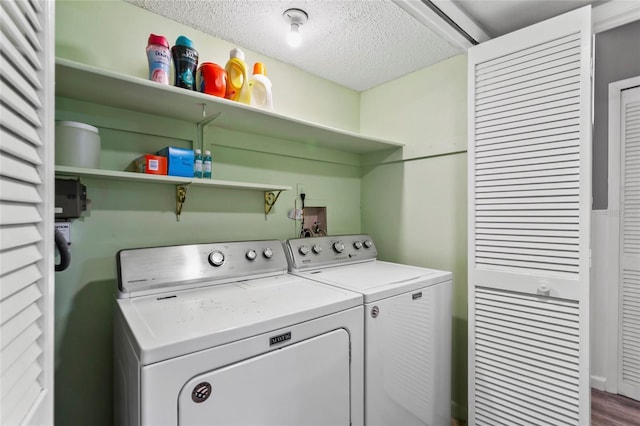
left=117, top=240, right=287, bottom=297
left=286, top=234, right=377, bottom=271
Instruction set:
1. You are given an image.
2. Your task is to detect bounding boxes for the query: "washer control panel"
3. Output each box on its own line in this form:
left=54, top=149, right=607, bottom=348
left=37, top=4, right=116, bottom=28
left=286, top=234, right=377, bottom=270
left=118, top=240, right=287, bottom=296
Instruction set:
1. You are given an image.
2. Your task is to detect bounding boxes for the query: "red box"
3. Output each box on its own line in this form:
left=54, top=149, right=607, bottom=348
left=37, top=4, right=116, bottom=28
left=134, top=154, right=167, bottom=175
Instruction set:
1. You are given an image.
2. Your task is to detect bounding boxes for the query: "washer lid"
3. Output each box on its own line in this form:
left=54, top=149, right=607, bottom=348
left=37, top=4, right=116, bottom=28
left=116, top=273, right=362, bottom=365
left=297, top=261, right=452, bottom=302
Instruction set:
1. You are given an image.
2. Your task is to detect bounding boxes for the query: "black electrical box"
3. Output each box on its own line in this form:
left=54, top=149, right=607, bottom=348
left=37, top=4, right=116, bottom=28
left=55, top=178, right=87, bottom=219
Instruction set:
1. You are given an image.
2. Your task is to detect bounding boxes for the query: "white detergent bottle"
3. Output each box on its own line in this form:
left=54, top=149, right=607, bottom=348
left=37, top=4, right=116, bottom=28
left=249, top=62, right=273, bottom=110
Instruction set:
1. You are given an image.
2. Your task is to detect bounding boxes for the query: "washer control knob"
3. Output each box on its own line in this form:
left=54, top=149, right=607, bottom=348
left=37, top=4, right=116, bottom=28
left=263, top=247, right=274, bottom=258
left=246, top=250, right=257, bottom=261
left=353, top=241, right=363, bottom=249
left=333, top=242, right=345, bottom=253
left=208, top=251, right=225, bottom=267
left=312, top=245, right=322, bottom=254
left=363, top=240, right=373, bottom=249
left=299, top=245, right=310, bottom=255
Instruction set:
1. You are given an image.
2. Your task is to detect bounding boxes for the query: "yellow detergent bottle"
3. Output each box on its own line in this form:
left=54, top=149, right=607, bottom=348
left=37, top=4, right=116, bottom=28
left=249, top=62, right=273, bottom=110
left=224, top=48, right=250, bottom=104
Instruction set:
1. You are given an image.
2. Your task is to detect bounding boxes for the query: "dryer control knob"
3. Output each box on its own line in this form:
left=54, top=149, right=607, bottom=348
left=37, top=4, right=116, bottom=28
left=312, top=245, right=322, bottom=254
left=363, top=240, right=373, bottom=249
left=299, top=245, right=310, bottom=255
left=263, top=247, right=274, bottom=258
left=353, top=241, right=363, bottom=249
left=208, top=251, right=225, bottom=267
left=333, top=242, right=345, bottom=253
left=246, top=250, right=257, bottom=261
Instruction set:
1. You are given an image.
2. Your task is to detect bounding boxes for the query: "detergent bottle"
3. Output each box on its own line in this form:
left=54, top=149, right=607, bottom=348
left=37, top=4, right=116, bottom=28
left=171, top=35, right=198, bottom=90
left=145, top=34, right=171, bottom=84
left=249, top=62, right=273, bottom=110
left=224, top=48, right=250, bottom=104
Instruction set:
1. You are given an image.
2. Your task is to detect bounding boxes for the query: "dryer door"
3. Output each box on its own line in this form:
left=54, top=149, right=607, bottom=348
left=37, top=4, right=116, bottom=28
left=178, top=328, right=351, bottom=425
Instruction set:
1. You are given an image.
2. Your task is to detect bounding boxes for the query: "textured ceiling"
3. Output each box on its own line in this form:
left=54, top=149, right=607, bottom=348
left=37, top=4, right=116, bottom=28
left=125, top=0, right=610, bottom=92
left=125, top=0, right=463, bottom=92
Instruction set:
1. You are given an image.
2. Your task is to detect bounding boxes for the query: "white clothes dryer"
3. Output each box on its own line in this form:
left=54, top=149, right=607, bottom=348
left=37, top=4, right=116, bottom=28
left=114, top=240, right=364, bottom=426
left=285, top=235, right=452, bottom=426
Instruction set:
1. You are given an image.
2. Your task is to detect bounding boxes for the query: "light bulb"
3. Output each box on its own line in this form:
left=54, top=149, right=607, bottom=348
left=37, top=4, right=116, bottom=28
left=287, top=23, right=302, bottom=47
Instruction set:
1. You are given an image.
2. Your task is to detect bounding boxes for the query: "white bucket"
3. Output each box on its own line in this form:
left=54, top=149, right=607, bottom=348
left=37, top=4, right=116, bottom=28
left=55, top=121, right=101, bottom=168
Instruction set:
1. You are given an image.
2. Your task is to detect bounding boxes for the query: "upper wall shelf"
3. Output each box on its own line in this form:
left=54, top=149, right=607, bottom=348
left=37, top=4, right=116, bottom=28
left=55, top=58, right=404, bottom=154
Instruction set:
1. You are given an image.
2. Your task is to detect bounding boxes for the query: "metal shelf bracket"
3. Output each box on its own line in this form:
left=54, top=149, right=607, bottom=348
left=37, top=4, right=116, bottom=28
left=264, top=191, right=282, bottom=216
left=176, top=184, right=190, bottom=221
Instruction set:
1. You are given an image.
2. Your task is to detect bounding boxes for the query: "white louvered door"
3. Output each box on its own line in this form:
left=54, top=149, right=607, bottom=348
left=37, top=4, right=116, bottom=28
left=468, top=6, right=592, bottom=425
left=0, top=0, right=54, bottom=425
left=619, top=85, right=640, bottom=401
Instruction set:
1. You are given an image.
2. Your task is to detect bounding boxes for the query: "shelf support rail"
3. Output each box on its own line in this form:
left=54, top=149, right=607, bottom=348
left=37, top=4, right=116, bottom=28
left=264, top=191, right=282, bottom=217
left=196, top=107, right=222, bottom=153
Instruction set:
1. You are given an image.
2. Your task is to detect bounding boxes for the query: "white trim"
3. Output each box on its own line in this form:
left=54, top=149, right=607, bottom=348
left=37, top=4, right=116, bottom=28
left=593, top=0, right=640, bottom=34
left=430, top=0, right=490, bottom=43
left=606, top=75, right=640, bottom=395
left=392, top=0, right=489, bottom=50
left=591, top=375, right=607, bottom=391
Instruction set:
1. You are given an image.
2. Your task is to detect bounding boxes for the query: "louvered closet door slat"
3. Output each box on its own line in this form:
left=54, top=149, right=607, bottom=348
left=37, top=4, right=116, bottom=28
left=0, top=2, right=40, bottom=68
left=476, top=133, right=579, bottom=158
left=0, top=0, right=51, bottom=423
left=1, top=325, right=42, bottom=375
left=478, top=82, right=580, bottom=113
left=0, top=305, right=42, bottom=351
left=0, top=264, right=41, bottom=300
left=0, top=224, right=41, bottom=250
left=0, top=128, right=41, bottom=164
left=620, top=87, right=640, bottom=399
left=16, top=0, right=41, bottom=32
left=474, top=288, right=581, bottom=424
left=477, top=91, right=580, bottom=119
left=469, top=6, right=591, bottom=426
left=476, top=42, right=581, bottom=89
left=478, top=65, right=581, bottom=102
left=477, top=104, right=581, bottom=132
left=2, top=0, right=40, bottom=51
left=0, top=177, right=41, bottom=203
left=0, top=44, right=41, bottom=103
left=476, top=33, right=578, bottom=73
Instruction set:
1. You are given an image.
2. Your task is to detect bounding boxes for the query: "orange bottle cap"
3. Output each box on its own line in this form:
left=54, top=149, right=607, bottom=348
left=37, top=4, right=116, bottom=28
left=253, top=62, right=266, bottom=75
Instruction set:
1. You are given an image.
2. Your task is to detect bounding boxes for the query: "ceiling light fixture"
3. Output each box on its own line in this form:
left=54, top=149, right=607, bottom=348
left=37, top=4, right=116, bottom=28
left=283, top=8, right=308, bottom=48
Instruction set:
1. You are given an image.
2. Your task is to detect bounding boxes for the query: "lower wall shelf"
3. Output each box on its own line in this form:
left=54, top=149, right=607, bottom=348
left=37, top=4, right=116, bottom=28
left=55, top=166, right=292, bottom=191
left=55, top=166, right=292, bottom=221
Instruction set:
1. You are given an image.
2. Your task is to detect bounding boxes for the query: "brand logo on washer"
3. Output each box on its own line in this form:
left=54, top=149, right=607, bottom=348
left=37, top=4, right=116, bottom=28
left=192, top=382, right=212, bottom=403
left=270, top=331, right=291, bottom=346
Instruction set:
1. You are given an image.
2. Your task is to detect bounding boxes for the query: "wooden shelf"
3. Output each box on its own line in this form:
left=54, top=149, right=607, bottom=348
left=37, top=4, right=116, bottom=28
left=55, top=58, right=404, bottom=154
left=54, top=166, right=292, bottom=192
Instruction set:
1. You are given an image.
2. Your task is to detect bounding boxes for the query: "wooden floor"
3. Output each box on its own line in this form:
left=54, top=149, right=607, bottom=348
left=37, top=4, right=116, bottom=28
left=451, top=389, right=640, bottom=426
left=592, top=388, right=640, bottom=426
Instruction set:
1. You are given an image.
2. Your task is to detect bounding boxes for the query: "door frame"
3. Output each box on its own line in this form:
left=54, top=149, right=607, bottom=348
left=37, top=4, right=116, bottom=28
left=606, top=75, right=640, bottom=394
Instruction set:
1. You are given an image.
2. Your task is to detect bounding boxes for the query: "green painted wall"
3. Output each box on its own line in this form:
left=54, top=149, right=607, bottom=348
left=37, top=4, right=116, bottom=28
left=55, top=1, right=470, bottom=425
left=360, top=55, right=469, bottom=420
left=54, top=2, right=363, bottom=425
left=55, top=0, right=361, bottom=132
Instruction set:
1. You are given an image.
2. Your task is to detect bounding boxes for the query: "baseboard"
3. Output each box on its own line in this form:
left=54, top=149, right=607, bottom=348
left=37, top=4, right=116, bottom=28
left=591, top=375, right=606, bottom=391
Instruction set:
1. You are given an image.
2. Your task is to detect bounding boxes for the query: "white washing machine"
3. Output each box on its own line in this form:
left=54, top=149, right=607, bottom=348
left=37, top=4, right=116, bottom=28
left=114, top=240, right=364, bottom=426
left=285, top=235, right=452, bottom=426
